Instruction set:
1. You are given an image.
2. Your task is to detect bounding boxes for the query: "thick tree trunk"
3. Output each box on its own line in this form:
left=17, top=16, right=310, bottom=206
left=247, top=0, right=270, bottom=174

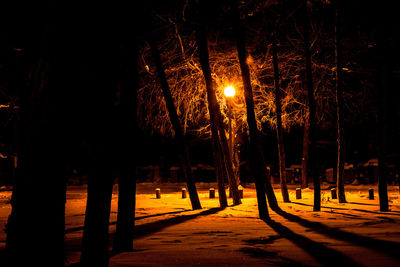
left=271, top=35, right=290, bottom=203
left=233, top=1, right=277, bottom=218
left=376, top=10, right=389, bottom=212
left=6, top=31, right=66, bottom=267
left=335, top=0, right=346, bottom=203
left=148, top=33, right=202, bottom=210
left=113, top=36, right=138, bottom=252
left=302, top=0, right=320, bottom=211
left=301, top=112, right=309, bottom=189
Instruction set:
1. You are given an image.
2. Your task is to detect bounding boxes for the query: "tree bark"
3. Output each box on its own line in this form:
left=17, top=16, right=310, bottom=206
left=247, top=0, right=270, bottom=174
left=6, top=29, right=66, bottom=267
left=148, top=32, right=202, bottom=210
left=301, top=111, right=309, bottom=189
left=376, top=7, right=389, bottom=212
left=271, top=35, right=290, bottom=203
left=335, top=0, right=346, bottom=203
left=113, top=35, right=138, bottom=252
left=233, top=1, right=278, bottom=217
left=302, top=0, right=320, bottom=211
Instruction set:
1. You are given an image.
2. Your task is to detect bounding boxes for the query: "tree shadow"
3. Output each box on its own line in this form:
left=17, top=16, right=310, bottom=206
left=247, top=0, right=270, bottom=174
left=347, top=201, right=379, bottom=206
left=65, top=209, right=192, bottom=234
left=291, top=201, right=400, bottom=216
left=262, top=218, right=361, bottom=267
left=273, top=208, right=400, bottom=261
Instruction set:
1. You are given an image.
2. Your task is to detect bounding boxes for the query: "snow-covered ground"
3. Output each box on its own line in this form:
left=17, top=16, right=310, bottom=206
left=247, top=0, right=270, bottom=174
left=1, top=183, right=400, bottom=266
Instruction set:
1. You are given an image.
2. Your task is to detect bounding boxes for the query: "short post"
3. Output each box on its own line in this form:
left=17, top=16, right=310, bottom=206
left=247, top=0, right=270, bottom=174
left=238, top=185, right=244, bottom=199
left=155, top=188, right=161, bottom=199
left=182, top=188, right=187, bottom=199
left=331, top=188, right=337, bottom=199
left=296, top=188, right=302, bottom=199
left=209, top=188, right=215, bottom=198
left=368, top=188, right=374, bottom=200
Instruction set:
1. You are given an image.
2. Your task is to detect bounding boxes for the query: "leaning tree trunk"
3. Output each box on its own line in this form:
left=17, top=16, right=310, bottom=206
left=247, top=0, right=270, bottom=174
left=113, top=35, right=139, bottom=252
left=302, top=0, right=320, bottom=211
left=194, top=7, right=241, bottom=206
left=376, top=8, right=389, bottom=212
left=233, top=1, right=277, bottom=218
left=148, top=31, right=202, bottom=210
left=335, top=0, right=346, bottom=203
left=271, top=35, right=290, bottom=203
left=6, top=30, right=66, bottom=267
left=301, top=111, right=309, bottom=189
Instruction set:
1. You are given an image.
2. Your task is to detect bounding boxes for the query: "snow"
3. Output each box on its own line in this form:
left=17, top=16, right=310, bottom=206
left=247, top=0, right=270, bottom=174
left=1, top=183, right=400, bottom=266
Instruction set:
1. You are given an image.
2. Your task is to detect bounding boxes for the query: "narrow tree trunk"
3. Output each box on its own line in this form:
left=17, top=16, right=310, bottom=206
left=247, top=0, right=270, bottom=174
left=194, top=11, right=241, bottom=206
left=271, top=35, right=290, bottom=203
left=301, top=111, right=309, bottom=189
left=233, top=1, right=275, bottom=218
left=376, top=10, right=389, bottom=212
left=335, top=0, right=346, bottom=203
left=113, top=36, right=138, bottom=252
left=148, top=33, right=202, bottom=210
left=302, top=0, right=320, bottom=211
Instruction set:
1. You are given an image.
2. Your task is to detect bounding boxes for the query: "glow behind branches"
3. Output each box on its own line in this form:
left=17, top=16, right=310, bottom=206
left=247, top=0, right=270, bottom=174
left=224, top=86, right=236, bottom=97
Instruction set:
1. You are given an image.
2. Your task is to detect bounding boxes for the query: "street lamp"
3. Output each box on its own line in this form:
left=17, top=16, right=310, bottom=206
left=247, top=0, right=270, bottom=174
left=224, top=86, right=235, bottom=175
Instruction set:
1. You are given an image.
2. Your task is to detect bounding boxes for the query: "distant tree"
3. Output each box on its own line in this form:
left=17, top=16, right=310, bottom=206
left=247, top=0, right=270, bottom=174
left=301, top=0, right=320, bottom=211
left=334, top=0, right=346, bottom=203
left=271, top=33, right=290, bottom=203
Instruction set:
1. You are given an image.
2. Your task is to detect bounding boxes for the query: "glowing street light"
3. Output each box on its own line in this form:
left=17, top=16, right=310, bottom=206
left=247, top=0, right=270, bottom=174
left=224, top=85, right=236, bottom=98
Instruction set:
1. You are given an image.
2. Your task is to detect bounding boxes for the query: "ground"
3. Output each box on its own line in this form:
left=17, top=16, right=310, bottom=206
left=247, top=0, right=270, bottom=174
left=1, top=183, right=400, bottom=266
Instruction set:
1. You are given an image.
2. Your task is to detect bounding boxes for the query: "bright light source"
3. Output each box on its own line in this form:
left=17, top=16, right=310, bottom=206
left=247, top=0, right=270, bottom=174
left=224, top=86, right=235, bottom=97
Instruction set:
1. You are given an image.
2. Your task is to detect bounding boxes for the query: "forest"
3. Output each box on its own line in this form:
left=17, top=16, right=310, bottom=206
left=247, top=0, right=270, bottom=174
left=0, top=0, right=399, bottom=266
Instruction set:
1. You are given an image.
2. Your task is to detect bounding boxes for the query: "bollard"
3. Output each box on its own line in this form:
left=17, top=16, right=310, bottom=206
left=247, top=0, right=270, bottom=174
left=369, top=188, right=374, bottom=200
left=331, top=188, right=337, bottom=199
left=238, top=185, right=244, bottom=199
left=296, top=188, right=302, bottom=199
left=155, top=188, right=161, bottom=199
left=182, top=188, right=187, bottom=199
left=209, top=188, right=215, bottom=198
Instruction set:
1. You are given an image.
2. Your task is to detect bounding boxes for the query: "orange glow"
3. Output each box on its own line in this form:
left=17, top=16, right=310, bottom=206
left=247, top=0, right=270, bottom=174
left=224, top=86, right=235, bottom=97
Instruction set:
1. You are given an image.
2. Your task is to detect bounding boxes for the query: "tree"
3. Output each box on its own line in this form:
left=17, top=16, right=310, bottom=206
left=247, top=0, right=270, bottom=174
left=113, top=31, right=139, bottom=251
left=6, top=20, right=67, bottom=266
left=148, top=20, right=202, bottom=210
left=301, top=0, right=320, bottom=211
left=271, top=34, right=290, bottom=203
left=334, top=0, right=346, bottom=203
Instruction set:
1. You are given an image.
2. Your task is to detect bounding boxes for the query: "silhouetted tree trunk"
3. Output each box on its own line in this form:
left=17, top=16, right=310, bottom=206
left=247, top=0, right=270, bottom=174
left=194, top=3, right=241, bottom=206
left=148, top=29, right=202, bottom=210
left=376, top=7, right=389, bottom=212
left=113, top=35, right=139, bottom=252
left=80, top=28, right=118, bottom=266
left=6, top=28, right=66, bottom=267
left=233, top=1, right=279, bottom=217
left=302, top=0, right=320, bottom=211
left=335, top=0, right=346, bottom=203
left=271, top=35, right=290, bottom=203
left=301, top=111, right=309, bottom=189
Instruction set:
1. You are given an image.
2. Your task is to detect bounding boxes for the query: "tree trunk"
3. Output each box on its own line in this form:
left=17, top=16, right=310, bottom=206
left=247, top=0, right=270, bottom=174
left=271, top=35, right=290, bottom=203
left=233, top=1, right=276, bottom=218
left=376, top=8, right=389, bottom=212
left=80, top=28, right=119, bottom=266
left=6, top=30, right=66, bottom=267
left=301, top=111, right=309, bottom=189
left=113, top=36, right=138, bottom=252
left=194, top=9, right=242, bottom=206
left=302, top=0, right=320, bottom=211
left=148, top=32, right=202, bottom=210
left=335, top=0, right=346, bottom=203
